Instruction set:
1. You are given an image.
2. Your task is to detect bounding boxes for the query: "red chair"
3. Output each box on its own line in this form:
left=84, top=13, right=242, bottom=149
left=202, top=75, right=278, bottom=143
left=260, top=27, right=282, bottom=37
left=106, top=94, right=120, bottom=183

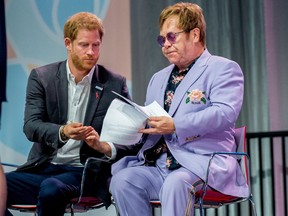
left=150, top=127, right=257, bottom=216
left=2, top=157, right=112, bottom=216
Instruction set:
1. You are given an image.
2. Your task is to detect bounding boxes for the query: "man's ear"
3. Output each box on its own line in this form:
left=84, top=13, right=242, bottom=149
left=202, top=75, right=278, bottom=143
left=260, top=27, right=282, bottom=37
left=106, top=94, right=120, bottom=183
left=191, top=28, right=200, bottom=41
left=64, top=37, right=72, bottom=49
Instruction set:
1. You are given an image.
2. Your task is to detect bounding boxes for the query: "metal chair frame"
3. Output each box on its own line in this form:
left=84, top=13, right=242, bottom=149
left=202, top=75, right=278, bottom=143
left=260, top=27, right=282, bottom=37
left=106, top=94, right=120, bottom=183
left=150, top=127, right=257, bottom=216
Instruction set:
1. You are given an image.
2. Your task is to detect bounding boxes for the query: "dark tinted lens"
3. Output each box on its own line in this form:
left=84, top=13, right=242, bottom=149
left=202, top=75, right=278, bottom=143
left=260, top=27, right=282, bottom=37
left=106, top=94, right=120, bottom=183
left=157, top=35, right=165, bottom=47
left=166, top=32, right=177, bottom=44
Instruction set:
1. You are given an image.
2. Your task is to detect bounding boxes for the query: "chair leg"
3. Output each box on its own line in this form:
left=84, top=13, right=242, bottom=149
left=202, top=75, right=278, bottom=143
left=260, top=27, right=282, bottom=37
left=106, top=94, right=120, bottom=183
left=199, top=199, right=204, bottom=216
left=70, top=203, right=74, bottom=216
left=249, top=197, right=257, bottom=216
left=112, top=201, right=120, bottom=216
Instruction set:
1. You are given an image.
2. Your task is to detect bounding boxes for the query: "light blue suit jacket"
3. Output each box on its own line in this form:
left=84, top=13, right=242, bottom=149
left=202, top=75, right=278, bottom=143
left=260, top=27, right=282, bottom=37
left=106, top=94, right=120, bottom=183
left=112, top=49, right=249, bottom=197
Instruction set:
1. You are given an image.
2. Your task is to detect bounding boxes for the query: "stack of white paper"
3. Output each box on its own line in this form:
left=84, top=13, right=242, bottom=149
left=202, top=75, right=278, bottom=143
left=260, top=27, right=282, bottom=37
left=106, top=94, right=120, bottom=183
left=99, top=91, right=169, bottom=145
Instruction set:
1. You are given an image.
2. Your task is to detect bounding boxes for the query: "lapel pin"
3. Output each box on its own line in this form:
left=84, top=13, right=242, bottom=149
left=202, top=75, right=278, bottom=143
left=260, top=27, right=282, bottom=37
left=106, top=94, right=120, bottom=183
left=95, top=86, right=103, bottom=91
left=96, top=92, right=100, bottom=99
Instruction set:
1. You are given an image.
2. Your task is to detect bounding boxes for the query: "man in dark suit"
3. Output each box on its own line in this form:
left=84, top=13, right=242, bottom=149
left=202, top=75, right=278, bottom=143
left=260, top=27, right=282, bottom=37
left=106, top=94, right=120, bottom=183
left=5, top=12, right=132, bottom=216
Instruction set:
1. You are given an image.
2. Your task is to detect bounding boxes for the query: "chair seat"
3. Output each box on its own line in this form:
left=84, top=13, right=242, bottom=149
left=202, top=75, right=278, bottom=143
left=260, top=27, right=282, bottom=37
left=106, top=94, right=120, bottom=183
left=9, top=197, right=105, bottom=214
left=195, top=190, right=242, bottom=208
left=150, top=200, right=161, bottom=207
left=150, top=191, right=241, bottom=208
left=196, top=190, right=240, bottom=203
left=9, top=204, right=37, bottom=212
left=71, top=196, right=103, bottom=206
left=70, top=196, right=105, bottom=211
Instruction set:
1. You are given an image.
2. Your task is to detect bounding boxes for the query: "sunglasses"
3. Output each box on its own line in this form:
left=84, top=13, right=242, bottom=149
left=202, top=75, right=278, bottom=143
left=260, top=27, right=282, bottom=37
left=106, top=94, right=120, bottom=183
left=157, top=30, right=186, bottom=47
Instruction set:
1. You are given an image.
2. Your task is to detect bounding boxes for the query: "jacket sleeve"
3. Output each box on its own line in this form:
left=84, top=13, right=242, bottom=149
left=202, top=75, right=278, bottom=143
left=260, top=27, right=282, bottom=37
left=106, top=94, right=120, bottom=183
left=23, top=69, right=64, bottom=149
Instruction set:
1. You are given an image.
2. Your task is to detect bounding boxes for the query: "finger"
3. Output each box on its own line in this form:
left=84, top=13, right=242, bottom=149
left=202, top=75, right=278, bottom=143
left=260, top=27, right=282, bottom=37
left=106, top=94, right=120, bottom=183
left=148, top=120, right=160, bottom=129
left=70, top=135, right=83, bottom=141
left=148, top=116, right=161, bottom=121
left=85, top=134, right=97, bottom=141
left=139, top=128, right=157, bottom=134
left=69, top=122, right=83, bottom=128
left=73, top=126, right=92, bottom=135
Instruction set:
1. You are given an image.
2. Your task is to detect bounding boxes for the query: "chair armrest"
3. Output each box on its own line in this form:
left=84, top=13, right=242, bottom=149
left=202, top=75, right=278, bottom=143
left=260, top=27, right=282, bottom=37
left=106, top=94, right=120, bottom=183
left=201, top=151, right=250, bottom=202
left=85, top=157, right=111, bottom=165
left=76, top=157, right=111, bottom=204
left=0, top=162, right=19, bottom=168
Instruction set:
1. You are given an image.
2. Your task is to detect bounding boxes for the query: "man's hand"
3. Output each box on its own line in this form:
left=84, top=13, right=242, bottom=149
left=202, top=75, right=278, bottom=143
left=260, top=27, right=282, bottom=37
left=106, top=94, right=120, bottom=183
left=84, top=129, right=112, bottom=157
left=138, top=116, right=175, bottom=134
left=62, top=122, right=94, bottom=141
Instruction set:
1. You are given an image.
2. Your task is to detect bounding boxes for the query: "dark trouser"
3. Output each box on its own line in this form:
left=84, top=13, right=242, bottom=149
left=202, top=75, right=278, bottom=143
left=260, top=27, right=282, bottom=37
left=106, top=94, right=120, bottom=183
left=5, top=163, right=83, bottom=216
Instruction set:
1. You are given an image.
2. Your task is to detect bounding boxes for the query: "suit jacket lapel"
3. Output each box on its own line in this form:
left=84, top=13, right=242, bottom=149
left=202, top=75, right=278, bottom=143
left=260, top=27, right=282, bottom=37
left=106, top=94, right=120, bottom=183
left=56, top=61, right=69, bottom=124
left=155, top=65, right=174, bottom=107
left=168, top=50, right=210, bottom=116
left=84, top=65, right=104, bottom=125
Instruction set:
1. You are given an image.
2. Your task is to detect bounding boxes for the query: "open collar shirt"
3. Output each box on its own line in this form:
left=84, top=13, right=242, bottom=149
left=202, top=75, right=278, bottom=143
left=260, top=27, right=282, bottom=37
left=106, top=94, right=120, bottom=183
left=51, top=62, right=94, bottom=166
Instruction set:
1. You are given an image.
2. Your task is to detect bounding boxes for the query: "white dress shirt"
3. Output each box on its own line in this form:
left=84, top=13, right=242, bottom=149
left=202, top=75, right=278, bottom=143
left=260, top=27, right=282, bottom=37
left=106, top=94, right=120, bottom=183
left=51, top=62, right=94, bottom=166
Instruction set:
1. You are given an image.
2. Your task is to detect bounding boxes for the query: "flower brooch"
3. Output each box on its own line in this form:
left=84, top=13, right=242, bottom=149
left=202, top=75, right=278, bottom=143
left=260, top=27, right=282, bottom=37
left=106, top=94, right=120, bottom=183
left=186, top=89, right=206, bottom=104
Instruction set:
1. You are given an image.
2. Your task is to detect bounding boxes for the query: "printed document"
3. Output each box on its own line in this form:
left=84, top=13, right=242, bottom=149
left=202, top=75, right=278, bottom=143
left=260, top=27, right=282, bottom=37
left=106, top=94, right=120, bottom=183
left=99, top=91, right=169, bottom=145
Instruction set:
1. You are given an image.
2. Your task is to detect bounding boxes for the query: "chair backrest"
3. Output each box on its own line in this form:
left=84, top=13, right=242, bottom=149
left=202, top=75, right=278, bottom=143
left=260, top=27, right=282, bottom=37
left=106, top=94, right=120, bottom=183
left=234, top=126, right=246, bottom=153
left=234, top=126, right=250, bottom=186
left=69, top=157, right=108, bottom=213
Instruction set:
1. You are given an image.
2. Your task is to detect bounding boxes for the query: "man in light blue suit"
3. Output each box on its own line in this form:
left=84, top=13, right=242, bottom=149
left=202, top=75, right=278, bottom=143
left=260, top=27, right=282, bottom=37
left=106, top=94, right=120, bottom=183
left=87, top=2, right=249, bottom=216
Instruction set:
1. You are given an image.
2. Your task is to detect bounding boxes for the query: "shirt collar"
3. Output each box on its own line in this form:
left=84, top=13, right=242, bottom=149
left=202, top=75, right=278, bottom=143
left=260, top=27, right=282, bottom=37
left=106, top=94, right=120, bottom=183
left=66, top=61, right=94, bottom=84
left=174, top=56, right=200, bottom=74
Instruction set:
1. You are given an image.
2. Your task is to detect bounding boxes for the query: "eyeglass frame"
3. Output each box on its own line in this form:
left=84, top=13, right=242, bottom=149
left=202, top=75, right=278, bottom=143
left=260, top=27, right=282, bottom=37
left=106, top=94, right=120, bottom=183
left=157, top=29, right=192, bottom=47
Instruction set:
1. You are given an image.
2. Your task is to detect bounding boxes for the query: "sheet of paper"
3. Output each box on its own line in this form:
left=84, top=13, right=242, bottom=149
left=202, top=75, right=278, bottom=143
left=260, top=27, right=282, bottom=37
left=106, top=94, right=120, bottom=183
left=100, top=99, right=147, bottom=145
left=111, top=91, right=169, bottom=117
left=140, top=101, right=170, bottom=117
left=100, top=92, right=170, bottom=145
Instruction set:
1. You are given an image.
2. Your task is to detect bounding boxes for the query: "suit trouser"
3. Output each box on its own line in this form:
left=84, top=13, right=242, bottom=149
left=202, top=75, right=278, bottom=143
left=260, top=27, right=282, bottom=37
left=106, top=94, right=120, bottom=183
left=5, top=163, right=83, bottom=216
left=110, top=153, right=202, bottom=216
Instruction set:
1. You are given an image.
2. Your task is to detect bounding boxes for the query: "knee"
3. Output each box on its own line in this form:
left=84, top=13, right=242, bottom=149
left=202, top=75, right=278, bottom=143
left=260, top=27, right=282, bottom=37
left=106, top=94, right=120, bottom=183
left=110, top=171, right=129, bottom=193
left=38, top=178, right=65, bottom=200
left=110, top=169, right=136, bottom=195
left=5, top=172, right=19, bottom=190
left=161, top=172, right=191, bottom=195
left=162, top=175, right=181, bottom=194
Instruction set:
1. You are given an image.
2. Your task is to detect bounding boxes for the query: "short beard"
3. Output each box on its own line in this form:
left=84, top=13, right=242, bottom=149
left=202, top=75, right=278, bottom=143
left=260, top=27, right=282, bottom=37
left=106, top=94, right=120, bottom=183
left=71, top=53, right=96, bottom=72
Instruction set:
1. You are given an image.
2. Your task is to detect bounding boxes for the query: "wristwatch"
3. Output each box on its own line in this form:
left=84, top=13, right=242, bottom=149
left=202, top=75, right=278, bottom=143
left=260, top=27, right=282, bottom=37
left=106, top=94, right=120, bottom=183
left=60, top=125, right=69, bottom=142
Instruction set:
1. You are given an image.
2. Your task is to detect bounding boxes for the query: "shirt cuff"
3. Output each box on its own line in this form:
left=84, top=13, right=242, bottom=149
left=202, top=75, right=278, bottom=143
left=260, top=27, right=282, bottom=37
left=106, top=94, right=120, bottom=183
left=106, top=142, right=117, bottom=160
left=59, top=126, right=68, bottom=143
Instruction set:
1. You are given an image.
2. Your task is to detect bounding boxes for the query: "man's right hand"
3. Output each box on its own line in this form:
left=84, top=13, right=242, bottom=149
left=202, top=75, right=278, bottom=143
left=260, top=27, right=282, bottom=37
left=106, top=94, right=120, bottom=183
left=63, top=122, right=94, bottom=141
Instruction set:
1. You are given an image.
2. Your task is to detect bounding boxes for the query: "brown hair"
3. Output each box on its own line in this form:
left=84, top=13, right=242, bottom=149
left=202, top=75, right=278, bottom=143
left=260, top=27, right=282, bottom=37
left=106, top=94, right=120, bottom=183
left=63, top=12, right=104, bottom=41
left=159, top=2, right=206, bottom=46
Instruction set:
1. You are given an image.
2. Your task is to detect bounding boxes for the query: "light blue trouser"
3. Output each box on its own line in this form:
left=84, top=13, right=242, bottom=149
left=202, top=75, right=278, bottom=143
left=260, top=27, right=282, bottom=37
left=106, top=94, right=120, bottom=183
left=110, top=153, right=201, bottom=216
